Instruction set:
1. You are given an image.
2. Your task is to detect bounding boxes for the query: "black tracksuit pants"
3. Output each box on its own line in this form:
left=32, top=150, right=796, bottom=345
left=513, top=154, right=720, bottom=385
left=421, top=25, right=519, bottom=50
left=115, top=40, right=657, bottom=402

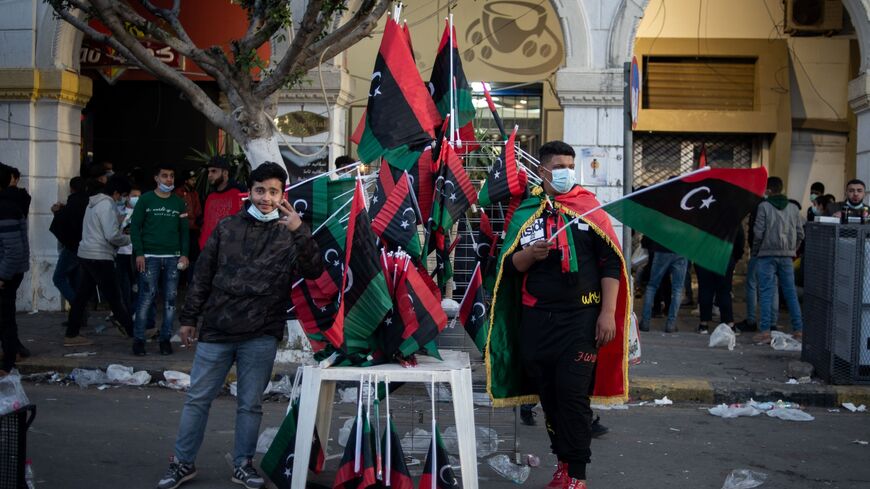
left=520, top=306, right=598, bottom=480
left=0, top=273, right=24, bottom=372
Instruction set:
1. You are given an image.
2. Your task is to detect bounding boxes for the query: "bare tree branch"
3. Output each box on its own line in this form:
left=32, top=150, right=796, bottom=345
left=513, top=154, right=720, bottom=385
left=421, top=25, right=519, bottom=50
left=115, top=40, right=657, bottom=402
left=296, top=0, right=390, bottom=75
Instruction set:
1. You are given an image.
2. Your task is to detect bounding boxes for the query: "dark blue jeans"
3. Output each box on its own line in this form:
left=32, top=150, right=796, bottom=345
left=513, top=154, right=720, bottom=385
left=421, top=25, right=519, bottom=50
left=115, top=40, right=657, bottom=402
left=133, top=257, right=179, bottom=342
left=53, top=246, right=79, bottom=304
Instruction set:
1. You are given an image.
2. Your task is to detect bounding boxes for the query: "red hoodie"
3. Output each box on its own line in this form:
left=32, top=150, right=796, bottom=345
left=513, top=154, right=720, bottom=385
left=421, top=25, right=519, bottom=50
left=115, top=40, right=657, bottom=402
left=199, top=182, right=245, bottom=250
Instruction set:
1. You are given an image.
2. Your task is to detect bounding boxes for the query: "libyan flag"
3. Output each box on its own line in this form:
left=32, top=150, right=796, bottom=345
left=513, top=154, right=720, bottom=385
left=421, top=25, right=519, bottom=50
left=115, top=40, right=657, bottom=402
left=478, top=127, right=525, bottom=207
left=429, top=20, right=478, bottom=154
left=333, top=409, right=377, bottom=489
left=287, top=177, right=356, bottom=230
left=382, top=418, right=414, bottom=489
left=395, top=261, right=447, bottom=358
left=418, top=424, right=458, bottom=489
left=604, top=167, right=767, bottom=274
left=371, top=172, right=422, bottom=258
left=260, top=398, right=325, bottom=489
left=458, top=262, right=488, bottom=352
left=431, top=140, right=478, bottom=233
left=336, top=180, right=394, bottom=354
left=355, top=19, right=439, bottom=171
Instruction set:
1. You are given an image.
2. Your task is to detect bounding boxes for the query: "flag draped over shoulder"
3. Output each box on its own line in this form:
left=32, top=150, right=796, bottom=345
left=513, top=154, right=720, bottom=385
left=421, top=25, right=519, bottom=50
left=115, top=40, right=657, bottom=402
left=429, top=20, right=477, bottom=153
left=458, top=262, right=489, bottom=352
left=335, top=181, right=393, bottom=355
left=356, top=19, right=439, bottom=171
left=603, top=167, right=767, bottom=274
left=486, top=186, right=631, bottom=407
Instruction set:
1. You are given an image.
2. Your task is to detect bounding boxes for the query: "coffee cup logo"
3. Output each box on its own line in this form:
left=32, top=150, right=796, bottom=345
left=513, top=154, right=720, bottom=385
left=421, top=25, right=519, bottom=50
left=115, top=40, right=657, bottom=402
left=464, top=0, right=563, bottom=76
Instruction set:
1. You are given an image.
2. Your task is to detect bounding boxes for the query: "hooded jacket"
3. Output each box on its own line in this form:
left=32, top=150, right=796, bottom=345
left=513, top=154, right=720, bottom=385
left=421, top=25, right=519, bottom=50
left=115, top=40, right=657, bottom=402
left=77, top=193, right=131, bottom=261
left=0, top=189, right=29, bottom=280
left=752, top=194, right=804, bottom=257
left=49, top=191, right=89, bottom=251
left=181, top=207, right=323, bottom=342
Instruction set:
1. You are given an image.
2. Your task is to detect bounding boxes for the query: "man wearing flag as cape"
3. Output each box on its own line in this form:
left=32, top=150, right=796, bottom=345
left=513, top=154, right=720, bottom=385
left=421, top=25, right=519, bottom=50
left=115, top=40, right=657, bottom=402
left=486, top=141, right=630, bottom=489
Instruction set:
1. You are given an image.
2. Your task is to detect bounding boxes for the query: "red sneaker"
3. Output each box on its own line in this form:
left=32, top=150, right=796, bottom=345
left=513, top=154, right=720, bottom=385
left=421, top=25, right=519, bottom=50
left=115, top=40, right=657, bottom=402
left=564, top=478, right=588, bottom=489
left=545, top=462, right=567, bottom=489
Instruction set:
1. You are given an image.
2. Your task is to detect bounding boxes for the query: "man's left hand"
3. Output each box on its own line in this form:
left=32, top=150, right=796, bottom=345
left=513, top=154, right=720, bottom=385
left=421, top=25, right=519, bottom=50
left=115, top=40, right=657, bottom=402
left=595, top=312, right=616, bottom=348
left=277, top=200, right=303, bottom=231
left=178, top=256, right=189, bottom=270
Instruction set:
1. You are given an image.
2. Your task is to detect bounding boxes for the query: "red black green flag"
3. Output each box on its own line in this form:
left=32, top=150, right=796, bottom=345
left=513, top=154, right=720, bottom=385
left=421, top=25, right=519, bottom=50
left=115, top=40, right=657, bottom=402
left=603, top=167, right=767, bottom=274
left=431, top=141, right=477, bottom=233
left=333, top=410, right=378, bottom=489
left=286, top=177, right=356, bottom=230
left=387, top=147, right=437, bottom=224
left=356, top=19, right=440, bottom=171
left=371, top=173, right=422, bottom=258
left=429, top=21, right=478, bottom=153
left=478, top=128, right=525, bottom=206
left=336, top=181, right=394, bottom=354
left=290, top=278, right=341, bottom=351
left=418, top=424, right=457, bottom=489
left=458, top=263, right=489, bottom=352
left=261, top=399, right=325, bottom=489
left=380, top=418, right=414, bottom=489
left=396, top=262, right=447, bottom=358
left=369, top=167, right=396, bottom=219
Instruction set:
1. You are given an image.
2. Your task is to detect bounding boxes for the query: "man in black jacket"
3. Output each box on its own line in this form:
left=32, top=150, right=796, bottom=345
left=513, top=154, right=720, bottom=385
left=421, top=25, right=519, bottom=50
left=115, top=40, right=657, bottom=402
left=50, top=176, right=88, bottom=305
left=0, top=164, right=29, bottom=375
left=157, top=163, right=322, bottom=489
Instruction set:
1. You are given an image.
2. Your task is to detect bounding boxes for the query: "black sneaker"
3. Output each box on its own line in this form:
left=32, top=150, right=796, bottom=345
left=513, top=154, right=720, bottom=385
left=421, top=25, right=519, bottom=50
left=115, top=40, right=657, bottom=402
left=159, top=340, right=173, bottom=356
left=519, top=404, right=536, bottom=426
left=638, top=321, right=650, bottom=332
left=697, top=324, right=709, bottom=335
left=157, top=458, right=197, bottom=489
left=735, top=319, right=757, bottom=332
left=590, top=416, right=609, bottom=438
left=232, top=461, right=265, bottom=489
left=133, top=340, right=146, bottom=356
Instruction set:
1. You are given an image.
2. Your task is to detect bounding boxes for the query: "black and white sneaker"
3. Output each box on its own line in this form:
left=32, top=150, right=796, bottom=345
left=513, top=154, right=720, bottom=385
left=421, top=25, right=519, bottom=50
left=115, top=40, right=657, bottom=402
left=697, top=324, right=709, bottom=335
left=157, top=458, right=196, bottom=489
left=232, top=461, right=265, bottom=489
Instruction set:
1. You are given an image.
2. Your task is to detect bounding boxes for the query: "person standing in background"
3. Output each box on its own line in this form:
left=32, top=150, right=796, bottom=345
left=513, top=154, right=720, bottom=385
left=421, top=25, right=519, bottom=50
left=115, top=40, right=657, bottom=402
left=0, top=163, right=29, bottom=373
left=175, top=170, right=202, bottom=286
left=199, top=156, right=245, bottom=250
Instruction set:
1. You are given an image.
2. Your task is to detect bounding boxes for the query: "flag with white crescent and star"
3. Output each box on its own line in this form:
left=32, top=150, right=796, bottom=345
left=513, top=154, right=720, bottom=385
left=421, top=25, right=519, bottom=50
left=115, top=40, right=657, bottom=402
left=429, top=20, right=478, bottom=154
left=603, top=167, right=767, bottom=274
left=260, top=398, right=326, bottom=489
left=418, top=424, right=458, bottom=489
left=285, top=177, right=356, bottom=230
left=333, top=408, right=378, bottom=489
left=477, top=127, right=525, bottom=207
left=381, top=418, right=415, bottom=489
left=458, top=262, right=489, bottom=352
left=371, top=172, right=423, bottom=259
left=354, top=19, right=439, bottom=171
left=430, top=140, right=478, bottom=234
left=395, top=261, right=447, bottom=358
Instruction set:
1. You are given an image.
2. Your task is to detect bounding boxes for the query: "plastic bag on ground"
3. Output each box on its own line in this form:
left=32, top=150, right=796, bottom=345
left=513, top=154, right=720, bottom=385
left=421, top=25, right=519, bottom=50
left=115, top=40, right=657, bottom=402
left=708, top=404, right=762, bottom=418
left=487, top=454, right=530, bottom=484
left=442, top=425, right=500, bottom=458
left=765, top=408, right=814, bottom=422
left=106, top=364, right=151, bottom=386
left=628, top=312, right=642, bottom=365
left=770, top=331, right=801, bottom=352
left=721, top=469, right=768, bottom=489
left=709, top=323, right=737, bottom=350
left=401, top=428, right=432, bottom=455
left=338, top=418, right=356, bottom=447
left=70, top=368, right=110, bottom=388
left=0, top=369, right=30, bottom=415
left=256, top=427, right=279, bottom=453
left=159, top=371, right=191, bottom=391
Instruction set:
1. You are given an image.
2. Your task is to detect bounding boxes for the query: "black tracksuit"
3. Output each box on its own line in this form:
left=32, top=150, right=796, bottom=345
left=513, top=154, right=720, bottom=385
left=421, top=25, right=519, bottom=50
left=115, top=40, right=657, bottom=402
left=505, top=211, right=620, bottom=480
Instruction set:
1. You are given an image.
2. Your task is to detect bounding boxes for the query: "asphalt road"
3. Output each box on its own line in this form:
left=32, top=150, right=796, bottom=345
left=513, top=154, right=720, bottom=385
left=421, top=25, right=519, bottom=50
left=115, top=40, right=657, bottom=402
left=19, top=383, right=870, bottom=489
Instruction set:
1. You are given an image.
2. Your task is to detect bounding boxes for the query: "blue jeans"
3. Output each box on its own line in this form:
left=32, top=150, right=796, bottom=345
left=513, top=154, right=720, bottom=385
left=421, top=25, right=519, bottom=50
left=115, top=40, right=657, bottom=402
left=757, top=256, right=803, bottom=333
left=745, top=256, right=779, bottom=325
left=53, top=246, right=79, bottom=304
left=641, top=252, right=688, bottom=328
left=133, top=257, right=179, bottom=342
left=174, top=336, right=278, bottom=467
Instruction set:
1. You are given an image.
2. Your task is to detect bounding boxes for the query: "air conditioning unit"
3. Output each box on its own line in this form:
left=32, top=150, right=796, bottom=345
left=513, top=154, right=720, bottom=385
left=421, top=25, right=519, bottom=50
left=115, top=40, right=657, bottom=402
left=785, top=0, right=843, bottom=34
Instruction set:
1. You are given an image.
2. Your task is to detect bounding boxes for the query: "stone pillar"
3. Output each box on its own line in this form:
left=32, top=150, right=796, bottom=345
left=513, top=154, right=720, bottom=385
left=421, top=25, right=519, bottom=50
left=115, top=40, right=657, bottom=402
left=849, top=72, right=870, bottom=186
left=555, top=68, right=626, bottom=245
left=0, top=69, right=92, bottom=311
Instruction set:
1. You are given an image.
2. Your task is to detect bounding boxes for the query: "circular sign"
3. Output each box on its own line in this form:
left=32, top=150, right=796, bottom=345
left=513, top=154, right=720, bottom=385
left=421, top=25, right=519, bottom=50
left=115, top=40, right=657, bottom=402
left=630, top=56, right=641, bottom=130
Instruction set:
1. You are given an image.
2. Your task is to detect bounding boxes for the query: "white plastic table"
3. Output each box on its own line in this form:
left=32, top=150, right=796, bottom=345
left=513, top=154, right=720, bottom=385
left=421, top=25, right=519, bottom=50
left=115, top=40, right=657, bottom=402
left=291, top=350, right=478, bottom=488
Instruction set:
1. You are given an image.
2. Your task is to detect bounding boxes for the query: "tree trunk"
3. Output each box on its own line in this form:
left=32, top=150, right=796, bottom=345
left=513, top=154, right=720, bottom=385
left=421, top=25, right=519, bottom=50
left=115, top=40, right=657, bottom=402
left=233, top=94, right=286, bottom=171
left=243, top=134, right=284, bottom=169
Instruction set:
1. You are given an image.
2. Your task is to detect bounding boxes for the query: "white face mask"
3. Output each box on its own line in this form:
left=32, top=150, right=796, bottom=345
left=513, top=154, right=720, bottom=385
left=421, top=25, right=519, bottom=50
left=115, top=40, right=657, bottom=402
left=547, top=168, right=576, bottom=194
left=129, top=196, right=139, bottom=207
left=157, top=182, right=174, bottom=193
left=247, top=203, right=280, bottom=222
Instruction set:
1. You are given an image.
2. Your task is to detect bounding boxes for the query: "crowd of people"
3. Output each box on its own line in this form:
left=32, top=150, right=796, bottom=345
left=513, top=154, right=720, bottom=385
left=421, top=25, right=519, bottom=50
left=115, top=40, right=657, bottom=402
left=0, top=156, right=246, bottom=367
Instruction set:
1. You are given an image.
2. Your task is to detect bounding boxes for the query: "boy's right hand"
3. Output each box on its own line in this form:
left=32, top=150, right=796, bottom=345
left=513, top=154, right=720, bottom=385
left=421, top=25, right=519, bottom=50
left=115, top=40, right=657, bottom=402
left=179, top=326, right=197, bottom=347
left=136, top=256, right=145, bottom=272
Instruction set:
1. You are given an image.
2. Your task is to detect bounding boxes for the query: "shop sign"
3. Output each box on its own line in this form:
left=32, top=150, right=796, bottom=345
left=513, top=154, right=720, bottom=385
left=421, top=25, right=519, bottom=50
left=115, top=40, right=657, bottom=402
left=80, top=39, right=184, bottom=70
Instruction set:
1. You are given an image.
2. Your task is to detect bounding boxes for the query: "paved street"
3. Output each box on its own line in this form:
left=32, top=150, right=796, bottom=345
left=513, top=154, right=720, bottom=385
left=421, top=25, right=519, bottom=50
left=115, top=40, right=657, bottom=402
left=23, top=382, right=870, bottom=489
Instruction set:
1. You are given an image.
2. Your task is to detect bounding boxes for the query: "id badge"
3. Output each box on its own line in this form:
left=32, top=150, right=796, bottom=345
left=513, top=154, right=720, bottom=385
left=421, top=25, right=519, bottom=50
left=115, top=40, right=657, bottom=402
left=519, top=217, right=546, bottom=248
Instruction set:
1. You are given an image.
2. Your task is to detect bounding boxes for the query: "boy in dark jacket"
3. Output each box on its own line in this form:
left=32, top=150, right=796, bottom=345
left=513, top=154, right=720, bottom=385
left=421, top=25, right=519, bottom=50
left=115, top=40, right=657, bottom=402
left=157, top=163, right=322, bottom=489
left=0, top=163, right=29, bottom=375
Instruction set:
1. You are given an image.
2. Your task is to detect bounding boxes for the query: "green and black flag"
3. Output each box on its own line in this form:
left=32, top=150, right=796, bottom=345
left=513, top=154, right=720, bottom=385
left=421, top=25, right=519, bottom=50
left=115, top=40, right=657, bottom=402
left=418, top=424, right=458, bottom=489
left=371, top=173, right=422, bottom=258
left=387, top=147, right=436, bottom=224
left=429, top=20, right=478, bottom=153
left=478, top=128, right=525, bottom=206
left=355, top=19, right=440, bottom=171
left=261, top=400, right=326, bottom=489
left=382, top=418, right=414, bottom=489
left=286, top=177, right=356, bottom=231
left=431, top=141, right=477, bottom=233
left=333, top=409, right=378, bottom=489
left=458, top=262, right=489, bottom=352
left=396, top=262, right=447, bottom=358
left=336, top=180, right=393, bottom=355
left=603, top=167, right=767, bottom=274
left=369, top=167, right=395, bottom=219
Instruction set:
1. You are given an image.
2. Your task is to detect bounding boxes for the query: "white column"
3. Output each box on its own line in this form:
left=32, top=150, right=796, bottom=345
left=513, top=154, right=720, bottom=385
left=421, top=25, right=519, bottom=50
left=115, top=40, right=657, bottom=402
left=849, top=72, right=870, bottom=186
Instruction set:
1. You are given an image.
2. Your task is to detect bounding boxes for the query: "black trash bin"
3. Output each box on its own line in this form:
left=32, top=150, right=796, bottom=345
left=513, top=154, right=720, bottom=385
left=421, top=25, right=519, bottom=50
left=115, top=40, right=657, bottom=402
left=0, top=405, right=36, bottom=489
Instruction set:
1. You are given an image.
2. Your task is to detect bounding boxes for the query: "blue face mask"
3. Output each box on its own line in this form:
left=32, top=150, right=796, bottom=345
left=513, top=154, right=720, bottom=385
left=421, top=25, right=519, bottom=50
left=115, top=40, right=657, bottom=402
left=547, top=168, right=576, bottom=194
left=157, top=183, right=174, bottom=193
left=247, top=203, right=280, bottom=222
